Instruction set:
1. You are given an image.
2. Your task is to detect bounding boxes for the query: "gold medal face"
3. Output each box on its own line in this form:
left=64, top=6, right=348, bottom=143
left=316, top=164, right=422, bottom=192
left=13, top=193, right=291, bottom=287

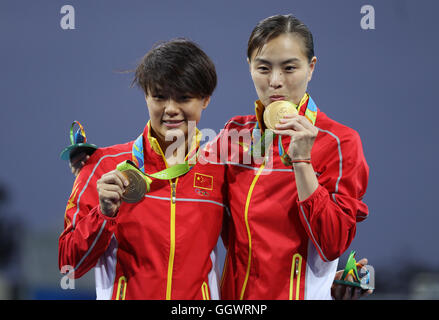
left=263, top=100, right=298, bottom=130
left=120, top=169, right=146, bottom=203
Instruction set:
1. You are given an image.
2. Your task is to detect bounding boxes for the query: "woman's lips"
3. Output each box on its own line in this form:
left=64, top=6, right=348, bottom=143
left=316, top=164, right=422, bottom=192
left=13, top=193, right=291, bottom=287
left=163, top=120, right=185, bottom=128
left=269, top=95, right=286, bottom=102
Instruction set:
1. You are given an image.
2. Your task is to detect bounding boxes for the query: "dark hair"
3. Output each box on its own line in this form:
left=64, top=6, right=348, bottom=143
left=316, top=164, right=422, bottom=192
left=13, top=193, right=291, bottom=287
left=132, top=38, right=217, bottom=99
left=247, top=14, right=315, bottom=62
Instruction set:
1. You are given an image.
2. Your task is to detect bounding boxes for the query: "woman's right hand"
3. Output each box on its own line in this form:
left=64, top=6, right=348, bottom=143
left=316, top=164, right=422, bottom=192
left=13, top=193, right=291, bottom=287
left=69, top=152, right=90, bottom=177
left=97, top=170, right=129, bottom=217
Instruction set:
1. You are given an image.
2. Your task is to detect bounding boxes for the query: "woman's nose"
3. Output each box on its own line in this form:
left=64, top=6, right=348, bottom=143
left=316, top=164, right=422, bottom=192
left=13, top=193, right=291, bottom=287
left=269, top=71, right=283, bottom=89
left=164, top=100, right=180, bottom=115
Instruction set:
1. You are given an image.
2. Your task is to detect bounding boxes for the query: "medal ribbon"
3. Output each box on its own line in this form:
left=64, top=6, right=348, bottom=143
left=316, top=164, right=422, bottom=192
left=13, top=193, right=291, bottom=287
left=131, top=132, right=198, bottom=181
left=278, top=94, right=317, bottom=166
left=70, top=120, right=88, bottom=145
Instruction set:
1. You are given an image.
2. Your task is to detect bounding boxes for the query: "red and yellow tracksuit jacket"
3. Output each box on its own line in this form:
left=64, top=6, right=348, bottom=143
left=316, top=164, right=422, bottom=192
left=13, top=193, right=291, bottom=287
left=59, top=122, right=226, bottom=300
left=216, top=99, right=369, bottom=300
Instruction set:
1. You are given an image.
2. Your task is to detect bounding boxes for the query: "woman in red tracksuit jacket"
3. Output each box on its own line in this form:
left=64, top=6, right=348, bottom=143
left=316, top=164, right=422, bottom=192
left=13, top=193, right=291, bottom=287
left=59, top=39, right=227, bottom=300
left=215, top=14, right=369, bottom=300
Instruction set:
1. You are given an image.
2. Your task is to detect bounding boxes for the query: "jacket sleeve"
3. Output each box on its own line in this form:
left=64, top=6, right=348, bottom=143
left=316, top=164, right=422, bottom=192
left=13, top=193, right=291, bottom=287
left=58, top=154, right=117, bottom=278
left=297, top=129, right=369, bottom=262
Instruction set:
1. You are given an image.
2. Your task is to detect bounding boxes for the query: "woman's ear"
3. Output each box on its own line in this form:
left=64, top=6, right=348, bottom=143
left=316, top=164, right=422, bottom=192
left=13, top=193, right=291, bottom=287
left=202, top=96, right=211, bottom=109
left=308, top=56, right=317, bottom=82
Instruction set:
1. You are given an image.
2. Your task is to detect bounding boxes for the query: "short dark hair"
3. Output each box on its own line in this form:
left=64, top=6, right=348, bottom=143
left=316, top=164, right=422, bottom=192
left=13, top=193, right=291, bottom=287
left=247, top=14, right=315, bottom=62
left=132, top=38, right=217, bottom=99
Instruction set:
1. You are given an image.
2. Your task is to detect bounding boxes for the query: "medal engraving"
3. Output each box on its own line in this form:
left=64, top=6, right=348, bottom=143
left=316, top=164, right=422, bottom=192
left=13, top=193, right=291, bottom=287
left=263, top=100, right=298, bottom=130
left=120, top=169, right=146, bottom=203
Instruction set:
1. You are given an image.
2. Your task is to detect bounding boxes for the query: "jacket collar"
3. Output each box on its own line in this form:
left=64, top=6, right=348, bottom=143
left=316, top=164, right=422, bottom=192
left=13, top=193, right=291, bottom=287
left=143, top=120, right=202, bottom=163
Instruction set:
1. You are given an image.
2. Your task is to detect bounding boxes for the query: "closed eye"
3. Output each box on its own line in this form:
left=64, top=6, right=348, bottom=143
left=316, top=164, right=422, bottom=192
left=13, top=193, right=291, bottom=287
left=257, top=66, right=270, bottom=72
left=177, top=95, right=193, bottom=103
left=285, top=66, right=296, bottom=72
left=153, top=94, right=166, bottom=100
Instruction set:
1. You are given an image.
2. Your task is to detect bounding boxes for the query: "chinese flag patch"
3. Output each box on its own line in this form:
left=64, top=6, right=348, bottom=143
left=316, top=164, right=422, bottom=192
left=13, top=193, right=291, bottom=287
left=193, top=173, right=213, bottom=190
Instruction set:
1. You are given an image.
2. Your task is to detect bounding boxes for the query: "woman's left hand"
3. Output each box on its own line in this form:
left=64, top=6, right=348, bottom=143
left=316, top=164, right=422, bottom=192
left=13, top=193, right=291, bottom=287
left=272, top=114, right=318, bottom=160
left=331, top=258, right=374, bottom=300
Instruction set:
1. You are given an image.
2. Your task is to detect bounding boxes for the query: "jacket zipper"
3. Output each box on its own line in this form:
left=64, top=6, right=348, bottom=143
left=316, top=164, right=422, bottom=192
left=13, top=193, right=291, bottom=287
left=171, top=181, right=176, bottom=204
left=166, top=180, right=177, bottom=299
left=239, top=161, right=266, bottom=300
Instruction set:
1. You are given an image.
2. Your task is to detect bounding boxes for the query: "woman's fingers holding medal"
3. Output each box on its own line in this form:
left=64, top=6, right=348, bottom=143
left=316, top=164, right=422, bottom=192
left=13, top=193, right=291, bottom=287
left=272, top=114, right=318, bottom=159
left=97, top=170, right=130, bottom=217
left=275, top=114, right=316, bottom=132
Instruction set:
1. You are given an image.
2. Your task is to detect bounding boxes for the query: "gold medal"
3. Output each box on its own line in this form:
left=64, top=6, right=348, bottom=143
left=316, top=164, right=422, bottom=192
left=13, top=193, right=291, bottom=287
left=263, top=100, right=298, bottom=130
left=120, top=169, right=147, bottom=203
